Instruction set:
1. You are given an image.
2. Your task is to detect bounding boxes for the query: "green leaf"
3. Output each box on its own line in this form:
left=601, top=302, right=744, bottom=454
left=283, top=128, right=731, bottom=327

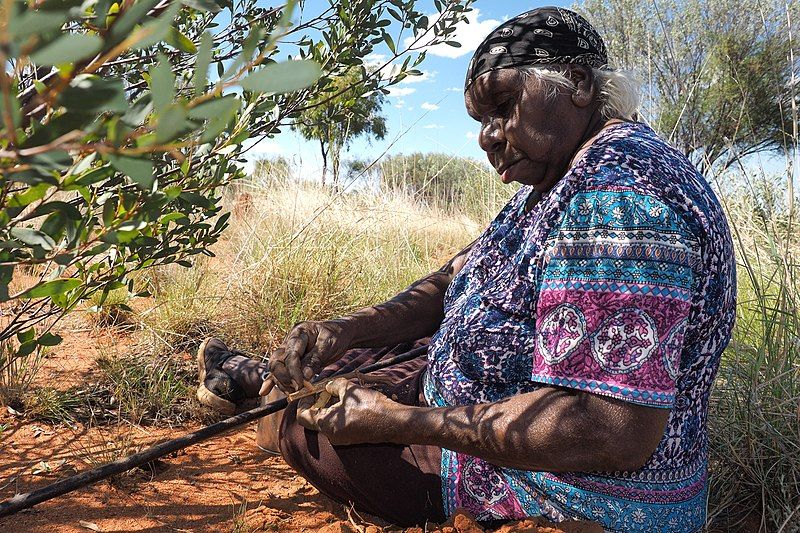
left=102, top=196, right=118, bottom=226
left=132, top=1, right=180, bottom=50
left=222, top=25, right=266, bottom=80
left=121, top=94, right=153, bottom=128
left=29, top=201, right=82, bottom=221
left=149, top=55, right=175, bottom=114
left=17, top=342, right=37, bottom=357
left=188, top=95, right=239, bottom=120
left=156, top=104, right=188, bottom=143
left=94, top=0, right=113, bottom=26
left=23, top=111, right=93, bottom=148
left=193, top=31, right=213, bottom=97
left=0, top=84, right=22, bottom=129
left=30, top=33, right=102, bottom=66
left=17, top=328, right=36, bottom=344
left=38, top=332, right=63, bottom=346
left=59, top=75, right=128, bottom=114
left=180, top=0, right=222, bottom=13
left=10, top=227, right=56, bottom=250
left=11, top=11, right=66, bottom=40
left=278, top=0, right=298, bottom=27
left=18, top=278, right=81, bottom=299
left=26, top=151, right=73, bottom=173
left=167, top=27, right=197, bottom=53
left=108, top=0, right=160, bottom=43
left=40, top=212, right=68, bottom=240
left=63, top=165, right=115, bottom=189
left=384, top=32, right=396, bottom=54
left=108, top=155, right=154, bottom=189
left=7, top=183, right=52, bottom=208
left=159, top=212, right=189, bottom=224
left=197, top=97, right=240, bottom=143
left=239, top=59, right=321, bottom=94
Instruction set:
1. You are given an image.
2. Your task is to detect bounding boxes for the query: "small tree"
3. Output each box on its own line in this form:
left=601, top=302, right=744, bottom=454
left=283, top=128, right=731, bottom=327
left=0, top=0, right=475, bottom=377
left=580, top=0, right=795, bottom=174
left=294, top=68, right=387, bottom=187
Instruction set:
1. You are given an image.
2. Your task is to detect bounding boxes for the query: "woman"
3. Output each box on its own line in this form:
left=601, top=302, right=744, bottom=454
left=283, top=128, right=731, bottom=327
left=196, top=7, right=736, bottom=532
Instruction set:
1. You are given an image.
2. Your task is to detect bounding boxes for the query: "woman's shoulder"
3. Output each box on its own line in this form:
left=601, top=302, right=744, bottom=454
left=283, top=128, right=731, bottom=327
left=556, top=122, right=728, bottom=245
left=578, top=122, right=693, bottom=187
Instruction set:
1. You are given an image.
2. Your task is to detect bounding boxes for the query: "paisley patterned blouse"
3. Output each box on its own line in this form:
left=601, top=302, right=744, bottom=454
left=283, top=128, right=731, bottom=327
left=422, top=122, right=736, bottom=532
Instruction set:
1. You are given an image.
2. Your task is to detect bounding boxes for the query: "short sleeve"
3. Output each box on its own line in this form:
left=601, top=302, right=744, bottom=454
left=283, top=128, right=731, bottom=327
left=531, top=188, right=699, bottom=408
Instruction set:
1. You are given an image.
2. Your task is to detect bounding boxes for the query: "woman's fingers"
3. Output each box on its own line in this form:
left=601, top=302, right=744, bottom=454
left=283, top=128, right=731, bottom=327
left=325, top=377, right=351, bottom=399
left=296, top=396, right=323, bottom=431
left=258, top=375, right=275, bottom=397
left=274, top=330, right=311, bottom=391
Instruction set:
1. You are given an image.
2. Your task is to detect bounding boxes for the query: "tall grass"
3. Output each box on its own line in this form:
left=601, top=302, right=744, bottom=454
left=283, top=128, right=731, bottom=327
left=0, top=340, right=45, bottom=410
left=707, top=172, right=800, bottom=531
left=137, top=175, right=493, bottom=355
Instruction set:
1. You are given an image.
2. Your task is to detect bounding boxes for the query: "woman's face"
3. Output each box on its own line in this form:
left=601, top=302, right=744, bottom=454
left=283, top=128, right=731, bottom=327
left=464, top=66, right=597, bottom=193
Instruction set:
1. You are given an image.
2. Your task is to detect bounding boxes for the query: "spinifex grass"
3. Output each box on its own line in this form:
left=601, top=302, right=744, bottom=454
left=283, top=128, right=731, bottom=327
left=0, top=340, right=45, bottom=410
left=708, top=174, right=800, bottom=530
left=96, top=351, right=196, bottom=426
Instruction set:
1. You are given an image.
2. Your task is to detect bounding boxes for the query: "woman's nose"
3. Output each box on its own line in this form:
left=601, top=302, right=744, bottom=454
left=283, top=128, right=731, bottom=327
left=478, top=116, right=505, bottom=153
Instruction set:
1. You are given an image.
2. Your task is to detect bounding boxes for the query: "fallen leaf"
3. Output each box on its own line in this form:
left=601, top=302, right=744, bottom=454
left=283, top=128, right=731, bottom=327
left=32, top=459, right=68, bottom=475
left=79, top=520, right=101, bottom=531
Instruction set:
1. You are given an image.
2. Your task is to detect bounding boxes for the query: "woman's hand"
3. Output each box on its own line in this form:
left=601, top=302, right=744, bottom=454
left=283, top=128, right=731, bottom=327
left=260, top=320, right=355, bottom=395
left=295, top=378, right=405, bottom=446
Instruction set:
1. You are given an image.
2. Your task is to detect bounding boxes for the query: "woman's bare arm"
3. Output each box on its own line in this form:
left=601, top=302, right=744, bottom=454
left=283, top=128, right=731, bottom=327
left=266, top=241, right=475, bottom=393
left=299, top=380, right=670, bottom=473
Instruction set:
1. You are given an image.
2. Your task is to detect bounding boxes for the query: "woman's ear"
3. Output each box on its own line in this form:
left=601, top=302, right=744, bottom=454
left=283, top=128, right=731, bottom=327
left=567, top=65, right=597, bottom=108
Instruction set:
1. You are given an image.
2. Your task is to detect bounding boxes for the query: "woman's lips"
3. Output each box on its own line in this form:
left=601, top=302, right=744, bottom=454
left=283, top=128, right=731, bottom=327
left=500, top=160, right=522, bottom=184
left=500, top=159, right=549, bottom=187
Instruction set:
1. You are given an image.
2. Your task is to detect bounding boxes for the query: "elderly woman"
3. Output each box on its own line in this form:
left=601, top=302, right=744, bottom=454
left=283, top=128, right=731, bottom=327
left=196, top=7, right=735, bottom=532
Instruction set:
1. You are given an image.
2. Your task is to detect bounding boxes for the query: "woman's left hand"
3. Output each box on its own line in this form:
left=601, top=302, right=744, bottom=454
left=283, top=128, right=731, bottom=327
left=296, top=378, right=404, bottom=446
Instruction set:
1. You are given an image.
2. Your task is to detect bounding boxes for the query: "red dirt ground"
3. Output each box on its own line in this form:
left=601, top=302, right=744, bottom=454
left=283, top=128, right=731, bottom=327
left=0, top=318, right=600, bottom=533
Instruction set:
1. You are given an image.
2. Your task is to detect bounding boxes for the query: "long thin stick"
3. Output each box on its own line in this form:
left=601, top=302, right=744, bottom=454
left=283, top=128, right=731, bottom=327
left=0, top=345, right=428, bottom=518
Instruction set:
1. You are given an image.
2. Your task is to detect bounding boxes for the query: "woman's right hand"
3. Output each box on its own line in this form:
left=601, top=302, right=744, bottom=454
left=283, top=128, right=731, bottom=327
left=259, top=319, right=356, bottom=395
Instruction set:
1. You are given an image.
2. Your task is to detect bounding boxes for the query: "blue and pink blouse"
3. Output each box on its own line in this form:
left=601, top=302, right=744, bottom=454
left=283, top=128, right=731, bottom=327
left=423, top=122, right=736, bottom=532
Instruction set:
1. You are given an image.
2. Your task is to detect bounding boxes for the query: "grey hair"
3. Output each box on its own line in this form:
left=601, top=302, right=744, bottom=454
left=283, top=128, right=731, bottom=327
left=518, top=65, right=640, bottom=121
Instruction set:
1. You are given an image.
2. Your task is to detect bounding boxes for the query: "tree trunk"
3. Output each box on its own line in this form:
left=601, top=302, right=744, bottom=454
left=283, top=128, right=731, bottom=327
left=319, top=138, right=328, bottom=187
left=331, top=142, right=342, bottom=190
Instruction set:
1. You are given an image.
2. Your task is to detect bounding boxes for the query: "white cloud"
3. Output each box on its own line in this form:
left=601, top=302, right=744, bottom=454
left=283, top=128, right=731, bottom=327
left=423, top=124, right=444, bottom=129
left=387, top=87, right=417, bottom=98
left=466, top=131, right=478, bottom=140
left=421, top=102, right=440, bottom=111
left=447, top=87, right=462, bottom=92
left=404, top=9, right=500, bottom=59
left=365, top=53, right=388, bottom=67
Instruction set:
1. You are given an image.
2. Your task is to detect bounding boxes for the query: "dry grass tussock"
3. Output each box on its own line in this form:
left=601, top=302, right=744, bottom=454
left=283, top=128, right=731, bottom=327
left=137, top=180, right=488, bottom=357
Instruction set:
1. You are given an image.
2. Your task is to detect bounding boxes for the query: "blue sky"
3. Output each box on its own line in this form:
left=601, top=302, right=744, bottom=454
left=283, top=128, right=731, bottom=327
left=244, top=1, right=572, bottom=178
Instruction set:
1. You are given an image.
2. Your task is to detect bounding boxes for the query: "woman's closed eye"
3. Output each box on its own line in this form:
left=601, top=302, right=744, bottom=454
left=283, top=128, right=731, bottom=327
left=495, top=98, right=515, bottom=118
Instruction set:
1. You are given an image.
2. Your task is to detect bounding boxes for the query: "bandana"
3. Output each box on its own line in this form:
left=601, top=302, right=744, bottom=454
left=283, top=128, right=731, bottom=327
left=465, top=7, right=608, bottom=91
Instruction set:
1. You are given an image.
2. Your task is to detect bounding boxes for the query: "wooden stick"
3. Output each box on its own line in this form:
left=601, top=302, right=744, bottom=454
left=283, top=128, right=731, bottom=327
left=0, top=345, right=428, bottom=517
left=285, top=367, right=383, bottom=402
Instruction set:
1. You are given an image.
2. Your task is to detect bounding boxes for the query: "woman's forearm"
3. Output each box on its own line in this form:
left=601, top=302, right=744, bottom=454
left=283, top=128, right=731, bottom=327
left=341, top=243, right=474, bottom=348
left=342, top=271, right=451, bottom=347
left=385, top=388, right=668, bottom=473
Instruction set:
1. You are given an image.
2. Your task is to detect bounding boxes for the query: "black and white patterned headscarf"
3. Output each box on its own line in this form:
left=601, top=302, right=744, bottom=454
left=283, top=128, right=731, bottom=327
left=465, top=7, right=608, bottom=91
